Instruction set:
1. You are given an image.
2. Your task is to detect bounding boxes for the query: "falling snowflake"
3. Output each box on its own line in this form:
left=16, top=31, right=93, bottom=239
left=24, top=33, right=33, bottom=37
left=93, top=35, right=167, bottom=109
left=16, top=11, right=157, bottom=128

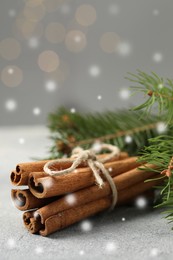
left=80, top=220, right=93, bottom=232
left=42, top=178, right=54, bottom=189
left=150, top=248, right=159, bottom=257
left=33, top=107, right=41, bottom=116
left=70, top=108, right=76, bottom=113
left=122, top=217, right=126, bottom=222
left=89, top=65, right=101, bottom=77
left=6, top=238, right=16, bottom=249
left=45, top=80, right=57, bottom=92
left=158, top=83, right=164, bottom=89
left=125, top=135, right=132, bottom=143
left=79, top=250, right=85, bottom=256
left=156, top=122, right=167, bottom=134
left=97, top=95, right=102, bottom=100
left=119, top=88, right=130, bottom=100
left=117, top=42, right=132, bottom=56
left=152, top=52, right=163, bottom=63
left=135, top=196, right=148, bottom=209
left=33, top=211, right=40, bottom=219
left=65, top=194, right=77, bottom=205
left=35, top=246, right=44, bottom=254
left=91, top=141, right=102, bottom=153
left=18, top=138, right=25, bottom=144
left=5, top=99, right=17, bottom=111
left=105, top=241, right=118, bottom=254
left=28, top=37, right=39, bottom=49
left=108, top=167, right=113, bottom=172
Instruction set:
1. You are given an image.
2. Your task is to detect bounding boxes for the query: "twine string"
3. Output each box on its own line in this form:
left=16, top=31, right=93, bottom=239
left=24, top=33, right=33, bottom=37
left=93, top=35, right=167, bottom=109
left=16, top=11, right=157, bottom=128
left=43, top=143, right=120, bottom=209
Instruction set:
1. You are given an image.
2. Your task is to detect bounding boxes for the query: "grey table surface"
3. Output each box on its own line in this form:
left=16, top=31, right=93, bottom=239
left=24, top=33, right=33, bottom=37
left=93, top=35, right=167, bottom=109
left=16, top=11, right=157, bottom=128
left=0, top=126, right=173, bottom=260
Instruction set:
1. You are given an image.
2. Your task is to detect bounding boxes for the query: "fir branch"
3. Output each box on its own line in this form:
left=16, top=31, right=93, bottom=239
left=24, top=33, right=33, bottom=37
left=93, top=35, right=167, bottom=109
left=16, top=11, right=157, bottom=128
left=127, top=71, right=173, bottom=228
left=47, top=107, right=168, bottom=159
left=126, top=70, right=173, bottom=123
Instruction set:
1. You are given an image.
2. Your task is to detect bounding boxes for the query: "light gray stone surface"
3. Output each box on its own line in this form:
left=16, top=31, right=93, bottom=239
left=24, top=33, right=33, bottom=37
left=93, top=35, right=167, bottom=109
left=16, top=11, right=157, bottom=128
left=0, top=126, right=173, bottom=260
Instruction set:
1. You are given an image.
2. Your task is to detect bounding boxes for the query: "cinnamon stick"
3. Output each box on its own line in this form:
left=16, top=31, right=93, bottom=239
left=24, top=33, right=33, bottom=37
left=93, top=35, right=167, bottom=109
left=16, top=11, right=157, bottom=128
left=29, top=157, right=140, bottom=198
left=11, top=189, right=56, bottom=211
left=23, top=177, right=162, bottom=236
left=37, top=169, right=159, bottom=223
left=10, top=160, right=49, bottom=186
left=23, top=166, right=160, bottom=233
left=11, top=152, right=128, bottom=186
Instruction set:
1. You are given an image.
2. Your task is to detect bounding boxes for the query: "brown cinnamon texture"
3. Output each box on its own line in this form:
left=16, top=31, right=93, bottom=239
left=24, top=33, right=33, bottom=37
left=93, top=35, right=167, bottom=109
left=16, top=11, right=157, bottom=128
left=10, top=152, right=128, bottom=186
left=11, top=189, right=55, bottom=211
left=29, top=156, right=139, bottom=198
left=23, top=177, right=162, bottom=236
left=33, top=166, right=158, bottom=223
left=10, top=160, right=49, bottom=186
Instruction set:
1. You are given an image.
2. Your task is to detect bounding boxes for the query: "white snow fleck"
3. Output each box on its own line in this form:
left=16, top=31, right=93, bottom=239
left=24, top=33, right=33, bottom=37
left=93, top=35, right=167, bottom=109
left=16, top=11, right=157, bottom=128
left=70, top=108, right=76, bottom=113
left=80, top=220, right=93, bottom=232
left=79, top=250, right=85, bottom=255
left=150, top=248, right=159, bottom=257
left=158, top=83, right=164, bottom=89
left=97, top=95, right=102, bottom=100
left=125, top=135, right=132, bottom=143
left=35, top=246, right=44, bottom=254
left=65, top=194, right=77, bottom=205
left=18, top=138, right=25, bottom=144
left=117, top=42, right=132, bottom=56
left=156, top=122, right=167, bottom=134
left=122, top=217, right=126, bottom=222
left=33, top=107, right=41, bottom=116
left=135, top=196, right=148, bottom=209
left=119, top=88, right=130, bottom=100
left=89, top=65, right=101, bottom=77
left=7, top=238, right=16, bottom=249
left=5, top=99, right=17, bottom=111
left=152, top=52, right=163, bottom=63
left=91, top=141, right=102, bottom=153
left=45, top=80, right=57, bottom=92
left=105, top=241, right=118, bottom=254
left=28, top=37, right=39, bottom=49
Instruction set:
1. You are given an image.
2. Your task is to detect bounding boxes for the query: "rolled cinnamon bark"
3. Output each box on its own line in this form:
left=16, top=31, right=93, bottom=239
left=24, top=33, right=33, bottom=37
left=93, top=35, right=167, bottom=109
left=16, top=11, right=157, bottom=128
left=11, top=189, right=56, bottom=211
left=10, top=160, right=50, bottom=186
left=23, top=177, right=162, bottom=236
left=34, top=167, right=158, bottom=223
left=23, top=166, right=160, bottom=232
left=11, top=152, right=128, bottom=186
left=29, top=157, right=140, bottom=198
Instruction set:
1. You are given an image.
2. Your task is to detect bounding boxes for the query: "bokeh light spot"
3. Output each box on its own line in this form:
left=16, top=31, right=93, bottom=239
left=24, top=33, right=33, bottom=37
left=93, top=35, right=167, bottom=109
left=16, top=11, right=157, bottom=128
left=45, top=23, right=66, bottom=43
left=100, top=32, right=120, bottom=53
left=0, top=38, right=21, bottom=60
left=75, top=4, right=96, bottom=26
left=38, top=50, right=60, bottom=72
left=1, top=66, right=23, bottom=87
left=65, top=30, right=86, bottom=52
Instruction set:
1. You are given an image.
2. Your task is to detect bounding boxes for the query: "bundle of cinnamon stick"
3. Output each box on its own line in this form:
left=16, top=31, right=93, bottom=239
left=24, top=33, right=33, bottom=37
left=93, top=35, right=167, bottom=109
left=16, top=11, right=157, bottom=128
left=11, top=151, right=162, bottom=236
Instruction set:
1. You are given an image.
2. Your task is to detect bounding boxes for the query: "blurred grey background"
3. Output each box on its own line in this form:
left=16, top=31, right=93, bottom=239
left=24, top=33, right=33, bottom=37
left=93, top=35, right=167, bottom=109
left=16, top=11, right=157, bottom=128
left=0, top=0, right=173, bottom=126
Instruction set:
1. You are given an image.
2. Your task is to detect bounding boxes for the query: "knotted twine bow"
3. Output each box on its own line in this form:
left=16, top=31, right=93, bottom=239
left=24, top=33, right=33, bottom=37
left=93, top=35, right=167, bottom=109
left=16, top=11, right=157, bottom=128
left=43, top=143, right=120, bottom=209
